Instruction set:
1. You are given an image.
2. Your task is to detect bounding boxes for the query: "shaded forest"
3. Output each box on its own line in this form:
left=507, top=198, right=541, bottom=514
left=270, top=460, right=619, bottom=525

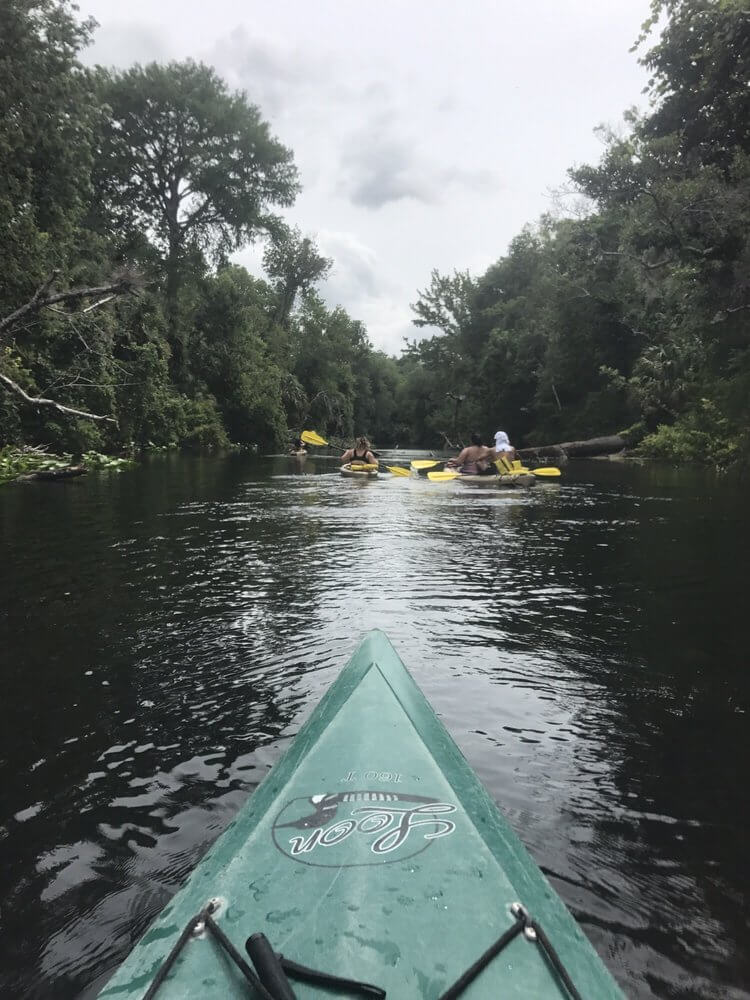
left=2, top=0, right=749, bottom=465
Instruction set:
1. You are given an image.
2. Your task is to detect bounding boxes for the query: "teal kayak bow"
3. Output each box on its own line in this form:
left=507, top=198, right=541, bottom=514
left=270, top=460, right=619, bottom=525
left=98, top=631, right=624, bottom=999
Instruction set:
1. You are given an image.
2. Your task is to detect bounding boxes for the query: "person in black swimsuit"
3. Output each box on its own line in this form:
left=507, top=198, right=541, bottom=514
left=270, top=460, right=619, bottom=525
left=341, top=436, right=377, bottom=466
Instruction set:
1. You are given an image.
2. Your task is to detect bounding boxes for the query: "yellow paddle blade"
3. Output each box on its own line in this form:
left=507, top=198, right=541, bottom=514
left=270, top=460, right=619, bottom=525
left=427, top=470, right=459, bottom=481
left=531, top=467, right=561, bottom=477
left=386, top=465, right=411, bottom=476
left=411, top=460, right=441, bottom=470
left=349, top=463, right=378, bottom=471
left=496, top=455, right=533, bottom=475
left=301, top=430, right=328, bottom=446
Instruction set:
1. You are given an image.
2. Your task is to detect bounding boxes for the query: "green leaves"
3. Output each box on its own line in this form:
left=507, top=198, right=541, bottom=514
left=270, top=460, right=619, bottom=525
left=1, top=4, right=396, bottom=459
left=93, top=61, right=300, bottom=264
left=3, top=0, right=749, bottom=466
left=411, top=269, right=474, bottom=338
left=263, top=224, right=332, bottom=327
left=0, top=0, right=99, bottom=309
left=637, top=1, right=750, bottom=168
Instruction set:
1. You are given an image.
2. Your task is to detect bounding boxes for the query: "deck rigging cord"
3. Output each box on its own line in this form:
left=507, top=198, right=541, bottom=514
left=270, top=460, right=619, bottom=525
left=140, top=898, right=582, bottom=999
left=142, top=900, right=385, bottom=999
left=438, top=901, right=583, bottom=1000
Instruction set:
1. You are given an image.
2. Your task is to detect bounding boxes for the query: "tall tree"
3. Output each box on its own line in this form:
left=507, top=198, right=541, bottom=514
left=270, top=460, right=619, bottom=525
left=0, top=0, right=132, bottom=442
left=411, top=269, right=474, bottom=339
left=637, top=0, right=750, bottom=168
left=94, top=60, right=300, bottom=372
left=191, top=266, right=286, bottom=448
left=263, top=224, right=332, bottom=327
left=0, top=0, right=99, bottom=309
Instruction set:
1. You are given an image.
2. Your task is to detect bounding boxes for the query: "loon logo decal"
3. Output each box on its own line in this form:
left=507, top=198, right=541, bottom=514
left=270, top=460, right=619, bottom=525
left=272, top=791, right=457, bottom=867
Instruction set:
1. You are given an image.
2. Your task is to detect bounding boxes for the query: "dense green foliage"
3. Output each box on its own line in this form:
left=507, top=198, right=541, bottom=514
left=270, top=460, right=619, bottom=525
left=398, top=0, right=750, bottom=463
left=0, top=1, right=398, bottom=455
left=1, top=0, right=748, bottom=465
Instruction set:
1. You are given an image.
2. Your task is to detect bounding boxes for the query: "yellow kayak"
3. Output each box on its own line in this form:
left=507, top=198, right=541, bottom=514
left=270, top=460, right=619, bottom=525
left=340, top=463, right=378, bottom=478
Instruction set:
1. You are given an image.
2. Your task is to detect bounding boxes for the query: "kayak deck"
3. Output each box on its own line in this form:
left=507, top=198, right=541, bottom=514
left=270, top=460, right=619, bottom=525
left=99, top=632, right=623, bottom=999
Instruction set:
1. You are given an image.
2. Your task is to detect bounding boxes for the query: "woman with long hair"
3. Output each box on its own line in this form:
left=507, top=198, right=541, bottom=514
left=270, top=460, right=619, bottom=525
left=341, top=436, right=377, bottom=466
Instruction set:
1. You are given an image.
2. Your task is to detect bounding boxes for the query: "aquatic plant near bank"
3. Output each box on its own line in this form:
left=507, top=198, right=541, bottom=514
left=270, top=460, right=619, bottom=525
left=0, top=447, right=134, bottom=485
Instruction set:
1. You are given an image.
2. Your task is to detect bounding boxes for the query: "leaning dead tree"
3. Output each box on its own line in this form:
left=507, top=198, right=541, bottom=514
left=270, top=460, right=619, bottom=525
left=517, top=434, right=627, bottom=461
left=438, top=431, right=462, bottom=450
left=0, top=270, right=139, bottom=424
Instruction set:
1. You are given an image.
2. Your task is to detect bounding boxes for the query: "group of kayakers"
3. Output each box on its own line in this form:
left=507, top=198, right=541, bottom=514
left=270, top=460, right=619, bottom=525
left=292, top=430, right=515, bottom=474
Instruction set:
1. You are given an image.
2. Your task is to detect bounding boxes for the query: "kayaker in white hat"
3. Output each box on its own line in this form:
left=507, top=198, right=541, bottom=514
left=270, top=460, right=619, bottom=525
left=492, top=430, right=516, bottom=465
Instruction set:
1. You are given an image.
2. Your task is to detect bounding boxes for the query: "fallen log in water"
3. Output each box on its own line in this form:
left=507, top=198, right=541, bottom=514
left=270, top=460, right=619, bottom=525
left=19, top=464, right=87, bottom=482
left=517, top=435, right=626, bottom=461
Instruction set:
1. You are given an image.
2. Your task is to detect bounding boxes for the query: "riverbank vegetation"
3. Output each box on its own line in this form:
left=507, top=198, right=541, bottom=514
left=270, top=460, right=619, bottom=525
left=0, top=445, right=131, bottom=484
left=0, top=0, right=402, bottom=460
left=1, top=0, right=748, bottom=466
left=403, top=1, right=750, bottom=466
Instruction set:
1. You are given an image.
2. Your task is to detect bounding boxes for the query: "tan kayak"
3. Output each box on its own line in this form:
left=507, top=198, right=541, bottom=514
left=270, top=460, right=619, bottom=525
left=454, top=473, right=502, bottom=486
left=498, top=473, right=536, bottom=487
left=455, top=473, right=536, bottom=487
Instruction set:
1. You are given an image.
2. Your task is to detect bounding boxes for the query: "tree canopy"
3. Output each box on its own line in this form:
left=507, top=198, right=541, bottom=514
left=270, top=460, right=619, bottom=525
left=1, top=0, right=749, bottom=466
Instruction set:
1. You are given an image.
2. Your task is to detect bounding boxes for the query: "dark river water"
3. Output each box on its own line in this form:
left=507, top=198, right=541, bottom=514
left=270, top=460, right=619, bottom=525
left=1, top=454, right=748, bottom=999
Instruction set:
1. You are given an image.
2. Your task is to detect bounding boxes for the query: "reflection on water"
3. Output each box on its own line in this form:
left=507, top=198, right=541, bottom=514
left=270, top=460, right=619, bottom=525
left=0, top=454, right=748, bottom=998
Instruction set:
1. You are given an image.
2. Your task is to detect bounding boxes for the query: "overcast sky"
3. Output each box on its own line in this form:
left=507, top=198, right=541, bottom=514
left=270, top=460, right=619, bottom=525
left=80, top=0, right=655, bottom=354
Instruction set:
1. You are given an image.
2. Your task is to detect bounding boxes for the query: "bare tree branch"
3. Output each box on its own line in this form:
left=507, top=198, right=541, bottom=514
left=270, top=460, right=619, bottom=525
left=711, top=303, right=750, bottom=323
left=601, top=250, right=675, bottom=271
left=0, top=273, right=142, bottom=423
left=83, top=294, right=117, bottom=313
left=0, top=275, right=137, bottom=339
left=0, top=372, right=117, bottom=423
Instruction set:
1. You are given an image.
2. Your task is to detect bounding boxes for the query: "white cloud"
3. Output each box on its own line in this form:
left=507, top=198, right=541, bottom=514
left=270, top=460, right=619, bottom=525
left=83, top=19, right=167, bottom=66
left=340, top=115, right=499, bottom=209
left=316, top=230, right=381, bottom=300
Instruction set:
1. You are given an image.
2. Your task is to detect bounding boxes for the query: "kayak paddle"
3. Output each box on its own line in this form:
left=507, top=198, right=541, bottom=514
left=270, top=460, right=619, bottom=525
left=411, top=460, right=442, bottom=470
left=385, top=465, right=411, bottom=476
left=301, top=430, right=328, bottom=446
left=496, top=456, right=561, bottom=477
left=497, top=455, right=527, bottom=473
left=429, top=467, right=560, bottom=482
